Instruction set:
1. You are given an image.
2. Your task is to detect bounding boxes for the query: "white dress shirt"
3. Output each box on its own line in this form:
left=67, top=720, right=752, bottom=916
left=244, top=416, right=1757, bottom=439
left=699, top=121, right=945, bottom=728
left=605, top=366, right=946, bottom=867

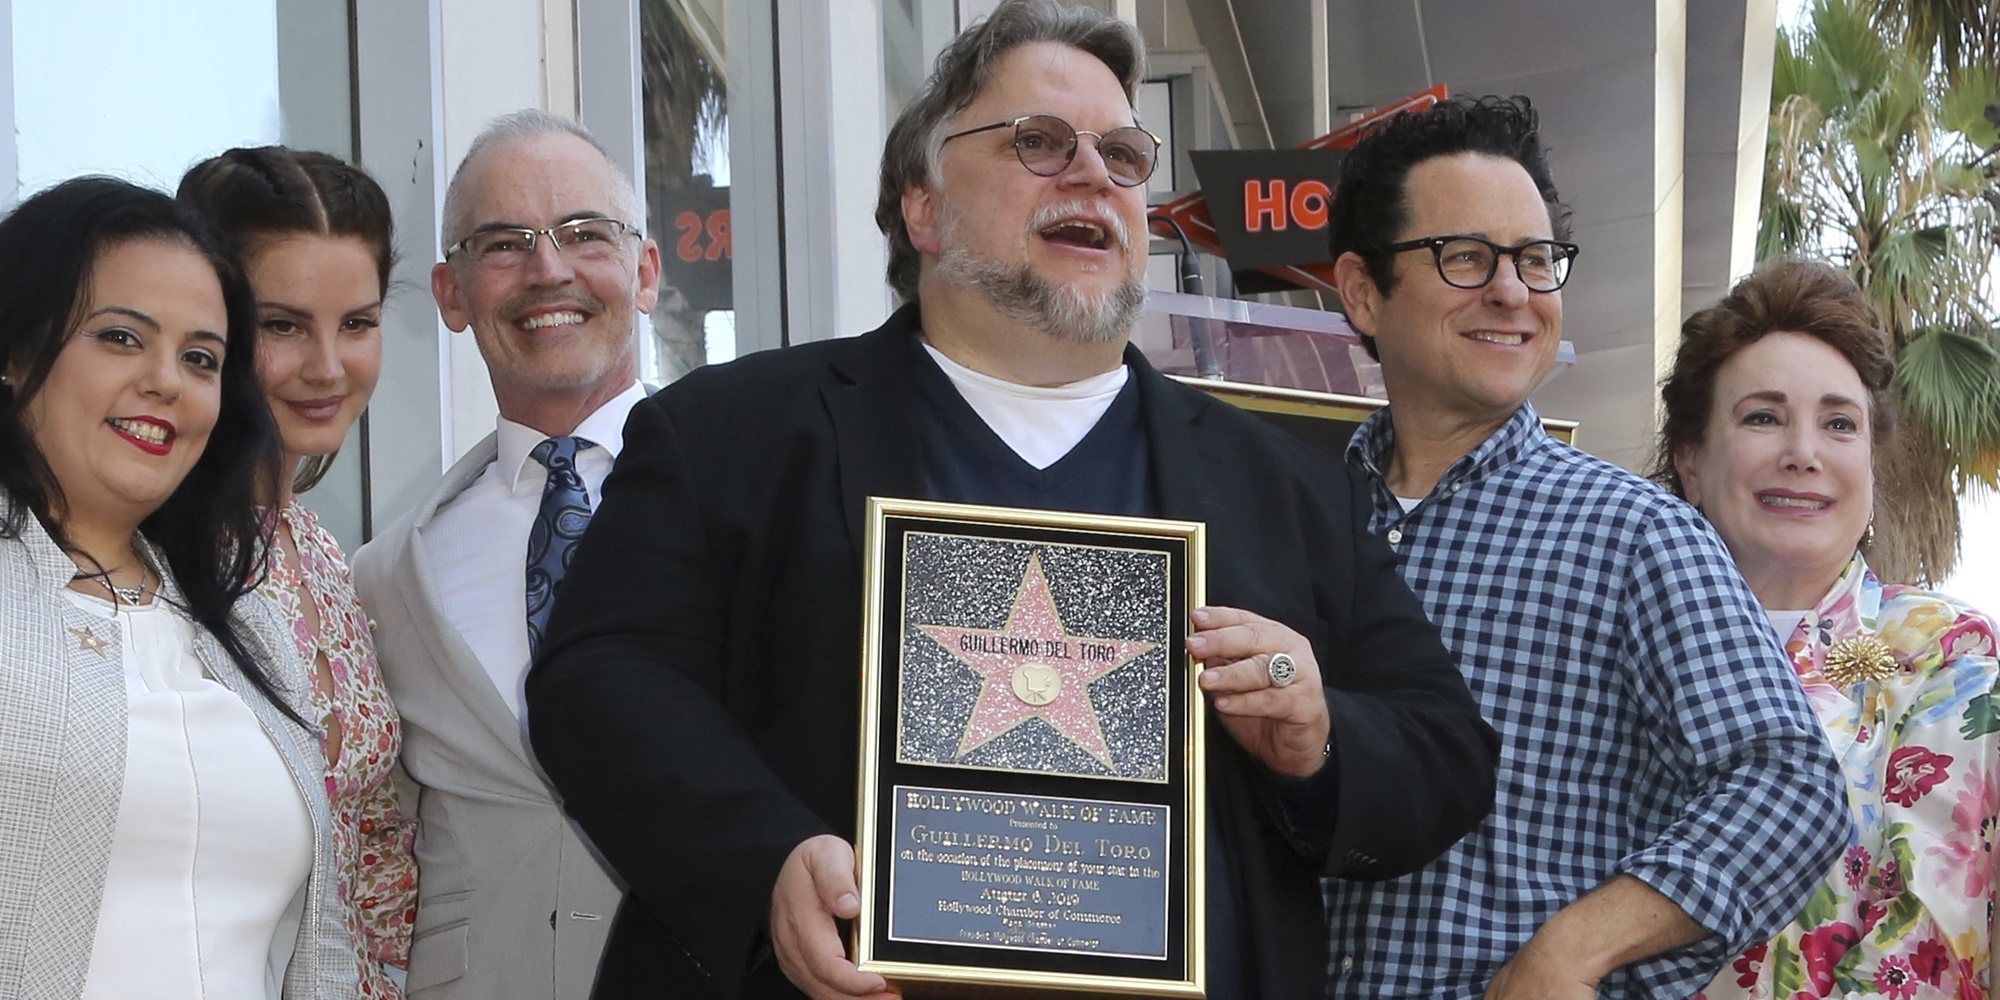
left=423, top=382, right=646, bottom=720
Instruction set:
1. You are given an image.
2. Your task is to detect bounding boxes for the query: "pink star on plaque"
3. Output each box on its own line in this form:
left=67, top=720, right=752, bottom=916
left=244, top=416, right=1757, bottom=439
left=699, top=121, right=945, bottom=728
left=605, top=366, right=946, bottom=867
left=917, top=554, right=1156, bottom=769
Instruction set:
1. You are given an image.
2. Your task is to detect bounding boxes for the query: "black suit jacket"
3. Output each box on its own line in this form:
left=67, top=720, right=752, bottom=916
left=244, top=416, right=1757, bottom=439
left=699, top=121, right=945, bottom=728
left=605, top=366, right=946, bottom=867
left=527, top=305, right=1497, bottom=999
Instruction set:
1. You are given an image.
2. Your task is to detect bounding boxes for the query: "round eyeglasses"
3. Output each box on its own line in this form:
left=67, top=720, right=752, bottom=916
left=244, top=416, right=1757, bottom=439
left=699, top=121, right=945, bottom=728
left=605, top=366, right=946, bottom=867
left=1381, top=235, right=1580, bottom=292
left=939, top=114, right=1162, bottom=188
left=444, top=218, right=640, bottom=269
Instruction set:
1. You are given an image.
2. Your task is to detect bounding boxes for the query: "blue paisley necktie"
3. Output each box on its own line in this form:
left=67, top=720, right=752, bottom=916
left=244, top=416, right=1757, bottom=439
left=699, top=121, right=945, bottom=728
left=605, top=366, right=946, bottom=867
left=525, top=435, right=596, bottom=656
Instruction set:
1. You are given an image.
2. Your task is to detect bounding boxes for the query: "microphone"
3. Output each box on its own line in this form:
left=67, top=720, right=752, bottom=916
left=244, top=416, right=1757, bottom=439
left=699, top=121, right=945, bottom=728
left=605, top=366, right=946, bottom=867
left=1147, top=214, right=1221, bottom=379
left=1147, top=214, right=1204, bottom=295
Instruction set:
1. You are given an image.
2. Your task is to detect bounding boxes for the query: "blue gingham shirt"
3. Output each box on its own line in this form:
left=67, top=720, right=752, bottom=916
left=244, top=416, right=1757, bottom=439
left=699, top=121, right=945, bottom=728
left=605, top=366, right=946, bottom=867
left=1326, top=403, right=1850, bottom=999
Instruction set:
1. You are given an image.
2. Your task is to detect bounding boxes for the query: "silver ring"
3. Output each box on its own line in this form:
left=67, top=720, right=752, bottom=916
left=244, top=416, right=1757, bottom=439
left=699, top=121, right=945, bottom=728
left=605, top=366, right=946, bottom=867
left=1267, top=652, right=1298, bottom=688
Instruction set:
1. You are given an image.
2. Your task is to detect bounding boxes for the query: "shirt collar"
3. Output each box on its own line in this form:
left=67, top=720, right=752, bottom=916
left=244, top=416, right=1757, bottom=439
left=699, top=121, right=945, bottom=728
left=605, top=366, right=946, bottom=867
left=1346, top=401, right=1549, bottom=500
left=495, top=381, right=646, bottom=493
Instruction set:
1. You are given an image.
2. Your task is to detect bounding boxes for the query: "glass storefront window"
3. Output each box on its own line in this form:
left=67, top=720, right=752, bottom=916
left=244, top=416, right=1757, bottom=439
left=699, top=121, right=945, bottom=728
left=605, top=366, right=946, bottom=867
left=642, top=0, right=735, bottom=381
left=11, top=0, right=363, bottom=544
left=12, top=0, right=286, bottom=196
left=883, top=0, right=957, bottom=120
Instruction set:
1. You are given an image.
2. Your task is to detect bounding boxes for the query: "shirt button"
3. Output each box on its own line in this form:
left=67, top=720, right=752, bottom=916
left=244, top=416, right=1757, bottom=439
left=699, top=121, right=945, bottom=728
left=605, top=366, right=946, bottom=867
left=1340, top=956, right=1355, bottom=973
left=1386, top=528, right=1403, bottom=545
left=1450, top=482, right=1462, bottom=493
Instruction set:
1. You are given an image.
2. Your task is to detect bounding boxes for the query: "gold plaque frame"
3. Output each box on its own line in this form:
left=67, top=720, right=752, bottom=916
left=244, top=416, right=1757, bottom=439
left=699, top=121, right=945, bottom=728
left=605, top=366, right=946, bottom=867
left=856, top=497, right=1207, bottom=998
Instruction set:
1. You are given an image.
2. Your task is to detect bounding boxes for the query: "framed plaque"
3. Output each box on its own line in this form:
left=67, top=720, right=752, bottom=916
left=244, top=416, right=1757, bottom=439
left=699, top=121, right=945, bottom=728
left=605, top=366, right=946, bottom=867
left=855, top=498, right=1206, bottom=998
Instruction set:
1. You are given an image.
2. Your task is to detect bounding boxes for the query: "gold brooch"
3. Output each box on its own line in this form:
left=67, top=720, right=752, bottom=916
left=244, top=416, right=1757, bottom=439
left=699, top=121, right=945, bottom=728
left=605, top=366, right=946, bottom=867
left=1822, top=635, right=1899, bottom=687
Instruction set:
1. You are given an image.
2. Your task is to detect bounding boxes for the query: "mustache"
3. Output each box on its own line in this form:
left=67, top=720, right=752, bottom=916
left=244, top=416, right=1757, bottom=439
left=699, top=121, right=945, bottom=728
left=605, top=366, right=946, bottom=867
left=1026, top=200, right=1132, bottom=254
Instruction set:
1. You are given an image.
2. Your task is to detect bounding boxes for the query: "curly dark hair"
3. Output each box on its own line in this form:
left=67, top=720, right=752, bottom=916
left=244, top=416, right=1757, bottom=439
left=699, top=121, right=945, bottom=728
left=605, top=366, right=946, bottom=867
left=0, top=176, right=297, bottom=723
left=1328, top=95, right=1572, bottom=358
left=875, top=0, right=1145, bottom=302
left=1651, top=259, right=1895, bottom=499
left=179, top=146, right=397, bottom=493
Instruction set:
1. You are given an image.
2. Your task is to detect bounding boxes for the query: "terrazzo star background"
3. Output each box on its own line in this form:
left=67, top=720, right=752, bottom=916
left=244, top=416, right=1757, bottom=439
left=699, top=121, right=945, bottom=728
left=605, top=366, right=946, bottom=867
left=897, top=532, right=1171, bottom=782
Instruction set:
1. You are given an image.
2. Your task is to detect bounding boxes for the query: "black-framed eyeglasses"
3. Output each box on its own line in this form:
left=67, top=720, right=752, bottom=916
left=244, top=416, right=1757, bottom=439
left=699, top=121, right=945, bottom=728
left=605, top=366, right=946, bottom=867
left=1381, top=234, right=1580, bottom=292
left=444, top=217, right=640, bottom=268
left=939, top=114, right=1162, bottom=188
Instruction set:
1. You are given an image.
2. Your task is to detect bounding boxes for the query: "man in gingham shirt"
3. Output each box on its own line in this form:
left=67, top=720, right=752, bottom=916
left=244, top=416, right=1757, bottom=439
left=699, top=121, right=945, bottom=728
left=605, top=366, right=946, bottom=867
left=1320, top=94, right=1849, bottom=998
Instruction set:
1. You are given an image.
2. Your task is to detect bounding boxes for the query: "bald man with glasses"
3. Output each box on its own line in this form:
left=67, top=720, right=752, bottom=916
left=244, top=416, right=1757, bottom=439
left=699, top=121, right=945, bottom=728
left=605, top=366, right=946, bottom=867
left=353, top=108, right=661, bottom=1000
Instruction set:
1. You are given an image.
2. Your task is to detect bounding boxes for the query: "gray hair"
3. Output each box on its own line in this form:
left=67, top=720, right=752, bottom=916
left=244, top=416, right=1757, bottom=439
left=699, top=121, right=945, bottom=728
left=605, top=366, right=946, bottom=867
left=441, top=109, right=643, bottom=250
left=874, top=0, right=1146, bottom=302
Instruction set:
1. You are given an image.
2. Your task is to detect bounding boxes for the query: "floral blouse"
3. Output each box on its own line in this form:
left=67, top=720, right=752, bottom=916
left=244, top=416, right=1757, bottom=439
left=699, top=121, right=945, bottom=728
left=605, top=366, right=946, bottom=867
left=262, top=500, right=417, bottom=998
left=1699, top=554, right=1999, bottom=1000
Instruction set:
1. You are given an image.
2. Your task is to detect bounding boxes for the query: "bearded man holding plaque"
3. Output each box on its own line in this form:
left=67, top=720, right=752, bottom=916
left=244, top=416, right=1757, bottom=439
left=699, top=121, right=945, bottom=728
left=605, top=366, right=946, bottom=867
left=525, top=2, right=1496, bottom=998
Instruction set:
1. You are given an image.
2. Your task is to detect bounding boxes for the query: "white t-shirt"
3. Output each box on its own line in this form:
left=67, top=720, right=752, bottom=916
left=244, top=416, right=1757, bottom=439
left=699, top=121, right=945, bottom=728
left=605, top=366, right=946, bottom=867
left=921, top=341, right=1128, bottom=470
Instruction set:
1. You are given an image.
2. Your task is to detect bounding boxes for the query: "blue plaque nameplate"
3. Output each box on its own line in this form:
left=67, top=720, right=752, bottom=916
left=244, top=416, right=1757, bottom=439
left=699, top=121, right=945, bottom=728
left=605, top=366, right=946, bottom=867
left=888, top=785, right=1169, bottom=960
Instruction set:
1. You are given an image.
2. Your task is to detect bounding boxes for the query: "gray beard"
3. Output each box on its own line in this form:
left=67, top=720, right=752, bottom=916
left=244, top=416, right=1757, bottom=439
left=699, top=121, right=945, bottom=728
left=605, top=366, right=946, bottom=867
left=935, top=246, right=1146, bottom=345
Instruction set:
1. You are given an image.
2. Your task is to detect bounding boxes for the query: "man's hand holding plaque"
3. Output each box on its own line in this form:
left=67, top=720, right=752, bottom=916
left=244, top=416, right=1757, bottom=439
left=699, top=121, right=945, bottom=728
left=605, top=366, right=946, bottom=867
left=772, top=835, right=898, bottom=1000
left=1187, top=607, right=1332, bottom=779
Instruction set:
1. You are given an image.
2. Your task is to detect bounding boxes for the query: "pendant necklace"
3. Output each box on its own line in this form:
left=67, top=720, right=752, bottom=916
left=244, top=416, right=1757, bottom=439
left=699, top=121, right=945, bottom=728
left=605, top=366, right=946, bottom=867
left=72, top=565, right=151, bottom=606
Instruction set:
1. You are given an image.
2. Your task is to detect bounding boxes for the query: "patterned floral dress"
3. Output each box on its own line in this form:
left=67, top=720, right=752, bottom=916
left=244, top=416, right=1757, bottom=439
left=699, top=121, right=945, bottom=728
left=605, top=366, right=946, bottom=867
left=262, top=500, right=417, bottom=998
left=1699, top=554, right=1999, bottom=1000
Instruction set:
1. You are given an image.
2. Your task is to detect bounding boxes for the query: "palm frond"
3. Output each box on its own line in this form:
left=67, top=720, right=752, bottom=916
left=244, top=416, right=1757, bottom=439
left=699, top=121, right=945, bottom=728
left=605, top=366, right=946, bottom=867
left=1895, top=329, right=2000, bottom=458
left=1849, top=86, right=1901, bottom=184
left=1810, top=0, right=1894, bottom=111
left=1865, top=226, right=1953, bottom=336
left=1933, top=159, right=1988, bottom=195
left=1772, top=26, right=1813, bottom=108
left=1939, top=63, right=2000, bottom=146
left=1957, top=447, right=2000, bottom=491
left=1873, top=0, right=2000, bottom=80
left=1758, top=196, right=1811, bottom=258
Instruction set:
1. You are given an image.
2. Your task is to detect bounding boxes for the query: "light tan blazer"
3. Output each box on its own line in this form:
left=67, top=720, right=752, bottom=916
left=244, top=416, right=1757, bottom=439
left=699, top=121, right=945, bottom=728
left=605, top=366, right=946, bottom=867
left=352, top=436, right=622, bottom=1000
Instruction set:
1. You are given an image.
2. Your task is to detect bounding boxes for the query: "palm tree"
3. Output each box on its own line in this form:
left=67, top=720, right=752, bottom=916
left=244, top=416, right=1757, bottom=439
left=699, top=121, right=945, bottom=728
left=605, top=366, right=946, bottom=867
left=1872, top=0, right=2000, bottom=80
left=1759, top=0, right=2000, bottom=584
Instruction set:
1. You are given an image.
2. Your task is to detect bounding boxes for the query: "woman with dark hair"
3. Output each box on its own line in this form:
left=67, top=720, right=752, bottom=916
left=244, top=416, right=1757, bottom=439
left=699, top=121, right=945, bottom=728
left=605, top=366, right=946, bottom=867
left=180, top=146, right=414, bottom=996
left=0, top=176, right=349, bottom=997
left=1660, top=261, right=2000, bottom=999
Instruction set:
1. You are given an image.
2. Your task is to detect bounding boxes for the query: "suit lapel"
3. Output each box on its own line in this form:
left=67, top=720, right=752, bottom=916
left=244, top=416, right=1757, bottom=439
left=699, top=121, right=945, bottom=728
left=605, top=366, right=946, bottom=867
left=823, top=307, right=928, bottom=553
left=1134, top=354, right=1272, bottom=617
left=7, top=525, right=126, bottom=986
left=402, top=435, right=541, bottom=772
left=1132, top=349, right=1226, bottom=524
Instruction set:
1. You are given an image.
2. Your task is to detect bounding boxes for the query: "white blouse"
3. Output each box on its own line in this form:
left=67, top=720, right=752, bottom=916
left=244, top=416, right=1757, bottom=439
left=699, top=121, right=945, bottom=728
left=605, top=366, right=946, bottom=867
left=66, top=591, right=313, bottom=1000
